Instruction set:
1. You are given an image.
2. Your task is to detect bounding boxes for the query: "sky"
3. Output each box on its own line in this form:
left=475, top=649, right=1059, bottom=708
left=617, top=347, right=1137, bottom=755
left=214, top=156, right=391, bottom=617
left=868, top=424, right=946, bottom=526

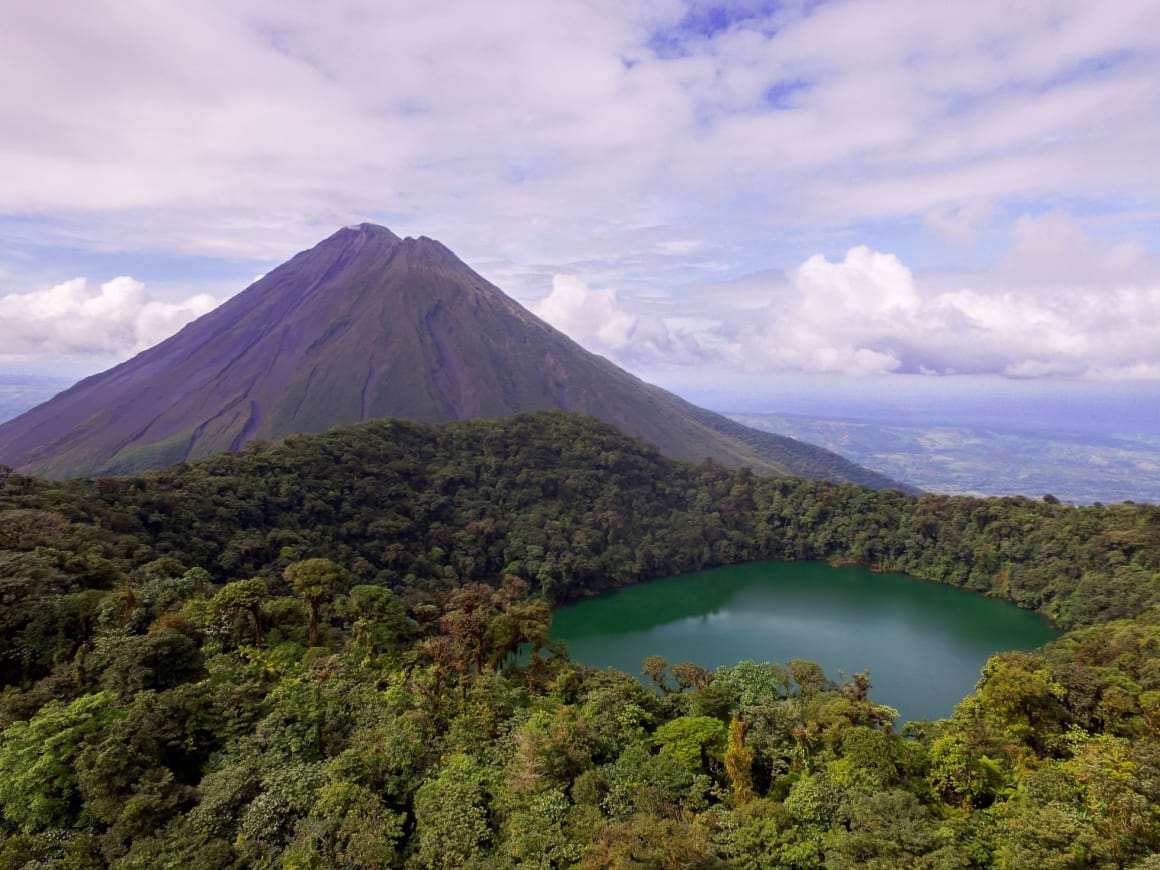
left=2, top=0, right=1160, bottom=411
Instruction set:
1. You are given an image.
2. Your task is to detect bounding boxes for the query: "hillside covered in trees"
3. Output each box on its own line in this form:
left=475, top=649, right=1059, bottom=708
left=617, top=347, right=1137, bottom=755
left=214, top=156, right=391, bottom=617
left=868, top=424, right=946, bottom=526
left=1, top=411, right=1159, bottom=868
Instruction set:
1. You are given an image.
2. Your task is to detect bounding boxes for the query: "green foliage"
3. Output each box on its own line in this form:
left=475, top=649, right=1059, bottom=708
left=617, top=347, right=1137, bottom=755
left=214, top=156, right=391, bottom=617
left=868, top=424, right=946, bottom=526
left=0, top=693, right=118, bottom=832
left=654, top=715, right=728, bottom=771
left=210, top=577, right=268, bottom=647
left=344, top=584, right=413, bottom=659
left=285, top=559, right=348, bottom=647
left=412, top=754, right=492, bottom=869
left=0, top=411, right=1158, bottom=867
left=725, top=714, right=756, bottom=803
left=282, top=780, right=404, bottom=869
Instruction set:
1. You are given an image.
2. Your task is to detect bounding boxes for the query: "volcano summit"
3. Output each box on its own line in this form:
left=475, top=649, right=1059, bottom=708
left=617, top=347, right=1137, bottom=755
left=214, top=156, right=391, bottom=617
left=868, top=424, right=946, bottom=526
left=0, top=224, right=904, bottom=489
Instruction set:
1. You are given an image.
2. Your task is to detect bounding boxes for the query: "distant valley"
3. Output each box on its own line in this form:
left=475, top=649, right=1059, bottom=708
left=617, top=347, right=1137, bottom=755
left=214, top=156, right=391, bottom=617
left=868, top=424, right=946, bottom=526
left=0, top=375, right=69, bottom=426
left=731, top=411, right=1160, bottom=504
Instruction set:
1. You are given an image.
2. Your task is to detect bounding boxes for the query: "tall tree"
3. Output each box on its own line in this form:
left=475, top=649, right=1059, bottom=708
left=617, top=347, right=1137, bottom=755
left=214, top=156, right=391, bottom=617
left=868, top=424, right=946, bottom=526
left=210, top=578, right=268, bottom=647
left=725, top=715, right=755, bottom=804
left=284, top=559, right=348, bottom=647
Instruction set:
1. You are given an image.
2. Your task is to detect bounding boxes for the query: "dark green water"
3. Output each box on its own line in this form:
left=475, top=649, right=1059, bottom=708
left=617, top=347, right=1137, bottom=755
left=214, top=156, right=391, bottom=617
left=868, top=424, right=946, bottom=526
left=551, top=561, right=1059, bottom=722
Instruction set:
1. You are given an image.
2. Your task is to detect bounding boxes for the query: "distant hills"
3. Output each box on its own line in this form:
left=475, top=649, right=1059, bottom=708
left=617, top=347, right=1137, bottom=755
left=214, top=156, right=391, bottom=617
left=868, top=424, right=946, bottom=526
left=733, top=411, right=1160, bottom=505
left=0, top=223, right=907, bottom=489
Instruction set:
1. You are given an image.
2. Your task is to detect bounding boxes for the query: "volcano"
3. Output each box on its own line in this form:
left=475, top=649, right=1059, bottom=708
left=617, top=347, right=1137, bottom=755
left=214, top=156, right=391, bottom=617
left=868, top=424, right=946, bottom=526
left=0, top=223, right=906, bottom=489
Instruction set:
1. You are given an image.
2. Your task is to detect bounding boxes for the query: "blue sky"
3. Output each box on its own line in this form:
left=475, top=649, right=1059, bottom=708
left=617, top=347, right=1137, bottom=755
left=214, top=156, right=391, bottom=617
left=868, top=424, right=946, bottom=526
left=2, top=0, right=1160, bottom=400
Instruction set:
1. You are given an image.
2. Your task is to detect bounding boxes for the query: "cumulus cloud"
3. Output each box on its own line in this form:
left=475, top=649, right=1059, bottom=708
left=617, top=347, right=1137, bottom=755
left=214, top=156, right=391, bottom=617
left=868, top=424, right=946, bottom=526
left=526, top=215, right=1160, bottom=381
left=0, top=277, right=219, bottom=362
left=531, top=274, right=709, bottom=366
left=729, top=247, right=917, bottom=376
left=730, top=217, right=1160, bottom=379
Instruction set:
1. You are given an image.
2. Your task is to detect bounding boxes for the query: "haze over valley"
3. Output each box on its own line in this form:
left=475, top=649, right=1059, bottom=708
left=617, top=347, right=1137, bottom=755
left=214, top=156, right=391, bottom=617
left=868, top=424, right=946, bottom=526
left=731, top=410, right=1160, bottom=504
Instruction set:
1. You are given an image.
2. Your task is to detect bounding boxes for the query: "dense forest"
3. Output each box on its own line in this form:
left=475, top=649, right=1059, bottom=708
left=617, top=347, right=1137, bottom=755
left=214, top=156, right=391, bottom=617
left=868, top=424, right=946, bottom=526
left=1, top=411, right=1158, bottom=868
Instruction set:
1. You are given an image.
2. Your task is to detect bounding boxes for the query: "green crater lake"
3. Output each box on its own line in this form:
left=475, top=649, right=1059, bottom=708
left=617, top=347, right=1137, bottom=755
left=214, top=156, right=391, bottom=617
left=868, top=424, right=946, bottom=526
left=551, top=561, right=1059, bottom=722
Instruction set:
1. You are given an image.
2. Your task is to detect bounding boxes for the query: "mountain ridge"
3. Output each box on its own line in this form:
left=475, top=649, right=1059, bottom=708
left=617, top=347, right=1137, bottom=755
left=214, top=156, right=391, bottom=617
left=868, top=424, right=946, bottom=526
left=0, top=224, right=911, bottom=490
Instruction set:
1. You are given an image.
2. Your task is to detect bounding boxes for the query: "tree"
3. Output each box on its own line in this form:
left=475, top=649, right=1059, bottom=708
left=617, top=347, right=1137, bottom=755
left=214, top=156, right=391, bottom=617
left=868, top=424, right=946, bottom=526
left=928, top=730, right=1002, bottom=809
left=788, top=659, right=830, bottom=696
left=642, top=656, right=671, bottom=694
left=501, top=787, right=584, bottom=868
left=438, top=584, right=493, bottom=676
left=670, top=662, right=713, bottom=692
left=0, top=693, right=118, bottom=832
left=285, top=559, right=348, bottom=647
left=714, top=661, right=790, bottom=709
left=725, top=714, right=755, bottom=804
left=412, top=754, right=492, bottom=869
left=824, top=790, right=942, bottom=869
left=100, top=629, right=205, bottom=698
left=578, top=814, right=721, bottom=869
left=283, top=781, right=404, bottom=869
left=210, top=578, right=268, bottom=647
left=975, top=653, right=1067, bottom=753
left=486, top=595, right=551, bottom=669
left=347, top=585, right=412, bottom=656
left=654, top=716, right=727, bottom=772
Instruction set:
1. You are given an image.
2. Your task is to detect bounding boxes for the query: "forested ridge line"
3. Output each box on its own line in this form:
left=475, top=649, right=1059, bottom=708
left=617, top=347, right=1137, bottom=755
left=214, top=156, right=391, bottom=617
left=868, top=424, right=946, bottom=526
left=3, top=412, right=1157, bottom=639
left=1, top=411, right=1159, bottom=867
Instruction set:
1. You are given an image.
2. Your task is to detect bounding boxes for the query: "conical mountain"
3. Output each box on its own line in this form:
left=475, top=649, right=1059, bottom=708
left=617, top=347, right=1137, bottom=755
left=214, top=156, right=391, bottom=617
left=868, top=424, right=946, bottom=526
left=0, top=224, right=907, bottom=489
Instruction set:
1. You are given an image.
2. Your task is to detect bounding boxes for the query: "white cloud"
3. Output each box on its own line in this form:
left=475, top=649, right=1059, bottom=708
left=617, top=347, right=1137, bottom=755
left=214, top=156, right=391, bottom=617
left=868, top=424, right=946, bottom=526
left=0, top=277, right=219, bottom=362
left=0, top=0, right=1157, bottom=266
left=528, top=215, right=1160, bottom=381
left=533, top=275, right=637, bottom=350
left=730, top=217, right=1160, bottom=378
left=531, top=274, right=709, bottom=366
left=729, top=247, right=917, bottom=376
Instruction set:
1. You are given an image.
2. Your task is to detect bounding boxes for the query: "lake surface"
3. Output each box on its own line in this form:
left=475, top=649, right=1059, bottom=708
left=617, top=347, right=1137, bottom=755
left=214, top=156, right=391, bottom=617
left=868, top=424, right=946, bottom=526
left=551, top=561, right=1059, bottom=722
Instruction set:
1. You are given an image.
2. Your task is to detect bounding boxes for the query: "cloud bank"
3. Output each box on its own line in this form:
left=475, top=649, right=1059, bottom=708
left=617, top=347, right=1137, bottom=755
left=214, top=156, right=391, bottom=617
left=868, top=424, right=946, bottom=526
left=534, top=215, right=1160, bottom=380
left=732, top=250, right=1160, bottom=381
left=0, top=278, right=219, bottom=362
